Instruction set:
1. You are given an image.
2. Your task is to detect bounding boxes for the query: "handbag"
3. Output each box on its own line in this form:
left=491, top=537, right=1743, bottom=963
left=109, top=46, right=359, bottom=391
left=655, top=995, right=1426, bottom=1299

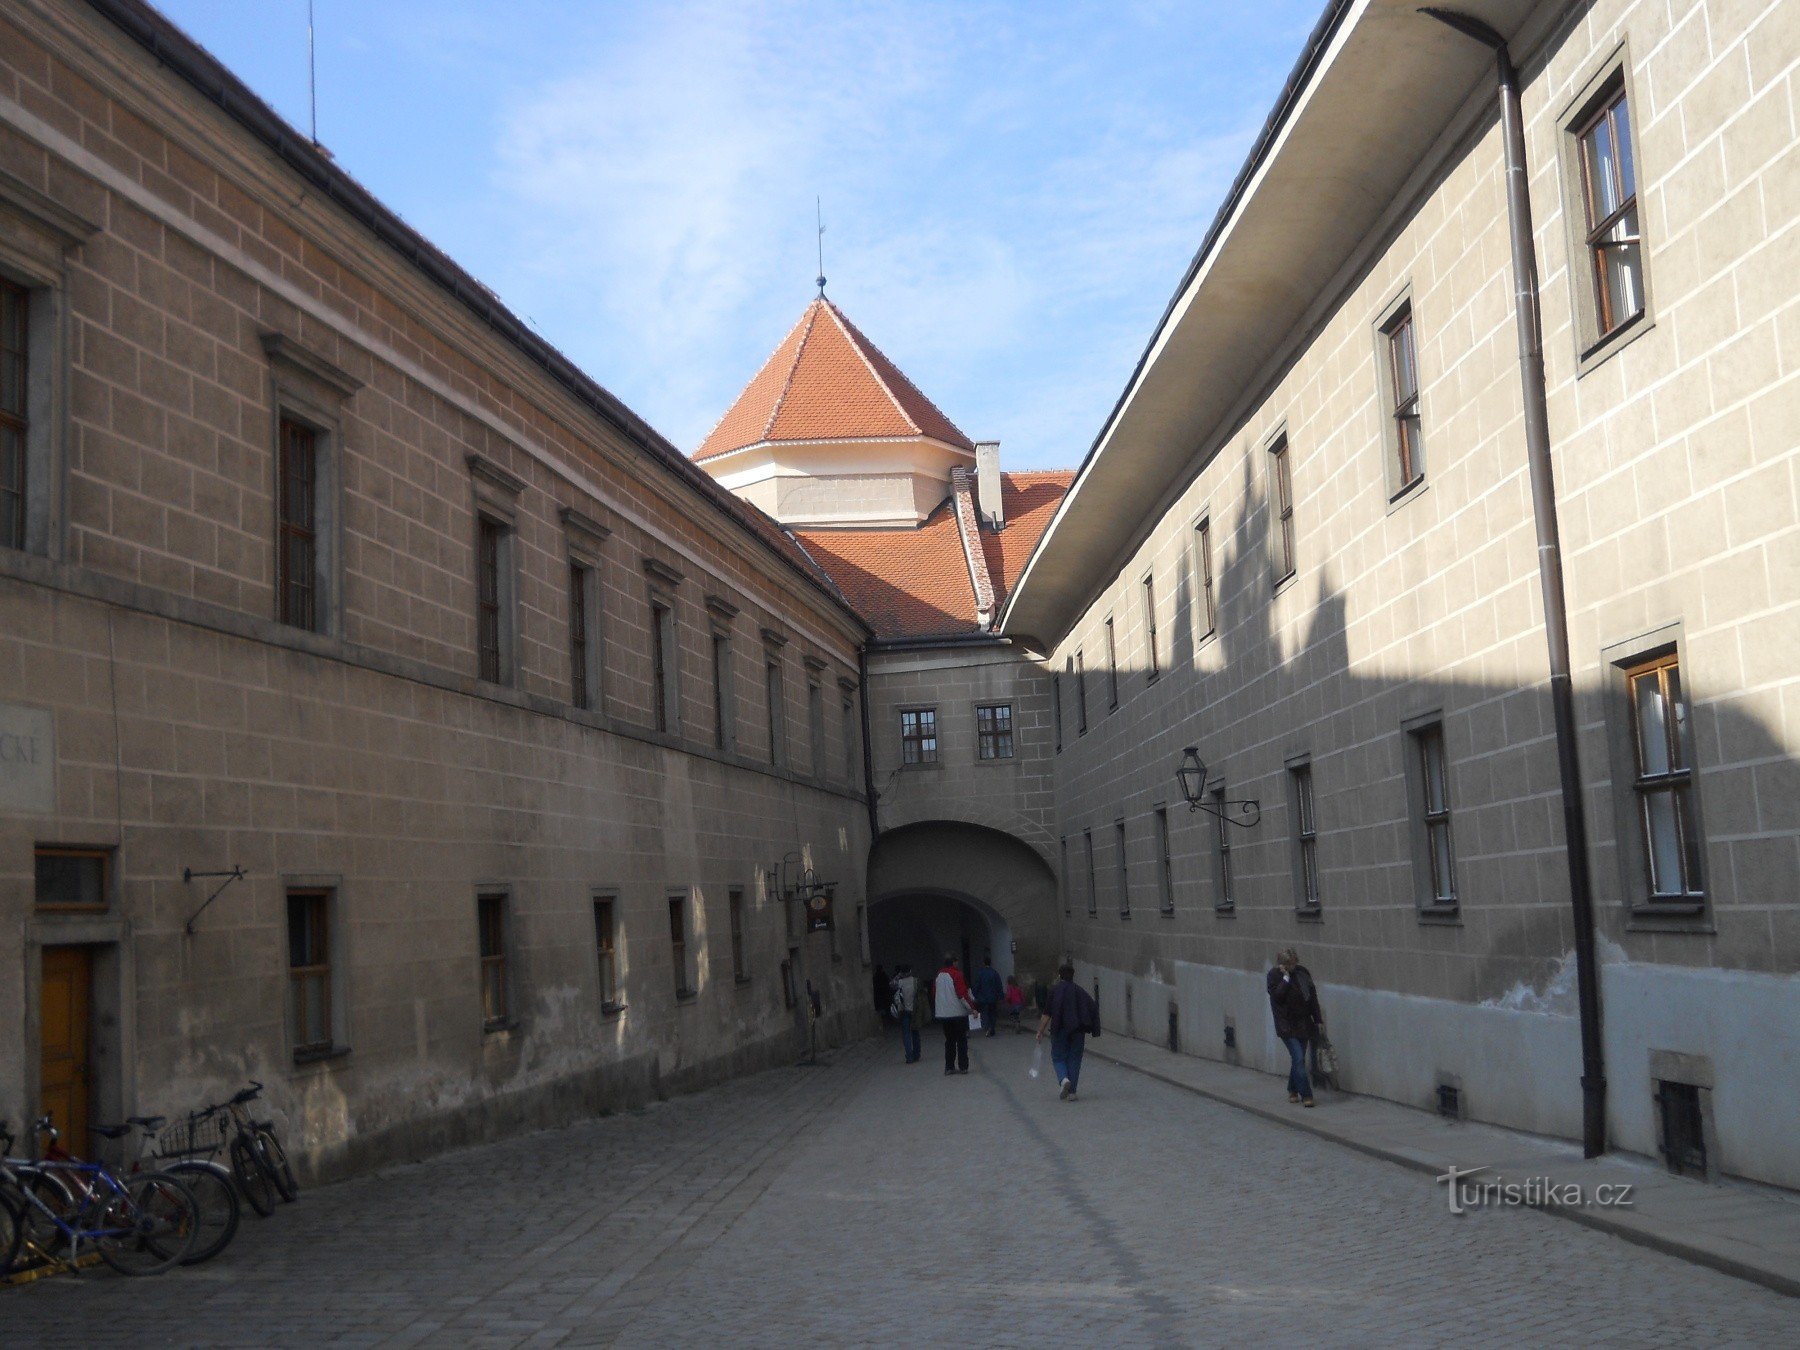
left=1313, top=1034, right=1340, bottom=1087
left=968, top=1011, right=983, bottom=1033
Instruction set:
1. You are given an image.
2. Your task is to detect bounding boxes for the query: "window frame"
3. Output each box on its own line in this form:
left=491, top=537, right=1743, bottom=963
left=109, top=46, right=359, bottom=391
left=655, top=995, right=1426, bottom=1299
left=806, top=674, right=826, bottom=779
left=840, top=686, right=858, bottom=783
left=668, top=890, right=696, bottom=999
left=975, top=702, right=1014, bottom=761
left=1154, top=805, right=1174, bottom=914
left=763, top=646, right=786, bottom=766
left=33, top=845, right=110, bottom=913
left=593, top=893, right=623, bottom=1013
left=474, top=514, right=516, bottom=686
left=650, top=595, right=680, bottom=734
left=477, top=891, right=513, bottom=1030
left=1, top=273, right=31, bottom=553
left=1211, top=781, right=1235, bottom=913
left=1193, top=515, right=1216, bottom=645
left=1052, top=673, right=1064, bottom=752
left=1267, top=430, right=1296, bottom=586
left=286, top=888, right=336, bottom=1060
left=1142, top=572, right=1159, bottom=680
left=1104, top=616, right=1120, bottom=710
left=899, top=706, right=939, bottom=767
left=1060, top=836, right=1070, bottom=917
left=1115, top=816, right=1130, bottom=917
left=729, top=886, right=749, bottom=984
left=1287, top=757, right=1321, bottom=915
left=1083, top=829, right=1097, bottom=917
left=1372, top=287, right=1426, bottom=502
left=1401, top=714, right=1460, bottom=918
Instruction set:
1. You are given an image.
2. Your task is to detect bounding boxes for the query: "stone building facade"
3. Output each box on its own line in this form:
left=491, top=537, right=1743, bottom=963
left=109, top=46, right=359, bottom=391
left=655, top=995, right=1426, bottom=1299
left=1002, top=0, right=1799, bottom=1188
left=0, top=0, right=875, bottom=1181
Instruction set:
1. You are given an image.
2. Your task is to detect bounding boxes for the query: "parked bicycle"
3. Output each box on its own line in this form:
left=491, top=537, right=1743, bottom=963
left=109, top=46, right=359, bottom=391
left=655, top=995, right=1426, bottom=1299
left=0, top=1117, right=198, bottom=1277
left=212, top=1082, right=298, bottom=1217
left=86, top=1111, right=242, bottom=1265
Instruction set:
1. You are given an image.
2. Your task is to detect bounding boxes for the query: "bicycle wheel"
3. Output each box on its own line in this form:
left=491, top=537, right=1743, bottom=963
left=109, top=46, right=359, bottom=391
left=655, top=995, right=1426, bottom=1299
left=230, top=1135, right=277, bottom=1217
left=163, top=1160, right=240, bottom=1264
left=255, top=1130, right=299, bottom=1203
left=92, top=1172, right=197, bottom=1276
left=17, top=1169, right=77, bottom=1264
left=0, top=1190, right=25, bottom=1273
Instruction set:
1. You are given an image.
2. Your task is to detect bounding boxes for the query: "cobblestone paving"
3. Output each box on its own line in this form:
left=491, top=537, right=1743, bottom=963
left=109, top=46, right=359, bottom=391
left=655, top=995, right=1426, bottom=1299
left=7, top=1033, right=1792, bottom=1347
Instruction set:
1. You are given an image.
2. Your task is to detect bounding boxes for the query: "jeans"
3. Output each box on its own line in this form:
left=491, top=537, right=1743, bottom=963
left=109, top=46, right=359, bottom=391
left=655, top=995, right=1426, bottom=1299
left=1282, top=1035, right=1312, bottom=1099
left=900, top=1021, right=920, bottom=1062
left=942, top=1016, right=969, bottom=1072
left=1050, top=1029, right=1086, bottom=1091
left=978, top=1000, right=999, bottom=1036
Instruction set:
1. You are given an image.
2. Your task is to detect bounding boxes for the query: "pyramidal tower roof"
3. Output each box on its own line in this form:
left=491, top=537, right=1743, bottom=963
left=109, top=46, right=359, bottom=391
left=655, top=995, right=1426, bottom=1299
left=695, top=298, right=974, bottom=461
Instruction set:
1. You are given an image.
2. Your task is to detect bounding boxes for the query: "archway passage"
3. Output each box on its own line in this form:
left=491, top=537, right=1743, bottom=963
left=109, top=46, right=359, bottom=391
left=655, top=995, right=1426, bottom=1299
left=866, top=821, right=1059, bottom=1000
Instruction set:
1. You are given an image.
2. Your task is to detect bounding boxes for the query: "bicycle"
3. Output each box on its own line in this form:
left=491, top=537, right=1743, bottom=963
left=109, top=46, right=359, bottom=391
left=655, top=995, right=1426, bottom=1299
left=213, top=1082, right=298, bottom=1216
left=0, top=1118, right=198, bottom=1277
left=89, top=1111, right=241, bottom=1265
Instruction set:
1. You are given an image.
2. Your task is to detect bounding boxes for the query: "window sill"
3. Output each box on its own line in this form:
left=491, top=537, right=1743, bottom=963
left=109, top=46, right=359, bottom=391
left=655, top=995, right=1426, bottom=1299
left=674, top=989, right=698, bottom=1003
left=1146, top=672, right=1161, bottom=685
left=1272, top=571, right=1298, bottom=598
left=1626, top=900, right=1713, bottom=934
left=1213, top=905, right=1236, bottom=918
left=1118, top=910, right=1132, bottom=921
left=1385, top=476, right=1427, bottom=516
left=483, top=1017, right=519, bottom=1037
left=1576, top=310, right=1653, bottom=377
left=601, top=1000, right=627, bottom=1017
left=1159, top=906, right=1176, bottom=919
left=292, top=1043, right=351, bottom=1067
left=1416, top=905, right=1462, bottom=926
left=1293, top=907, right=1324, bottom=923
left=734, top=976, right=754, bottom=988
left=974, top=756, right=1017, bottom=768
left=899, top=761, right=944, bottom=772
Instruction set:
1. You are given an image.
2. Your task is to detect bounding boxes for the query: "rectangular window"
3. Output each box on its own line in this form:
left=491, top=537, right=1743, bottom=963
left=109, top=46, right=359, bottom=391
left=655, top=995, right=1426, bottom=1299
left=976, top=703, right=1014, bottom=760
left=764, top=656, right=784, bottom=765
left=1269, top=434, right=1296, bottom=583
left=476, top=518, right=506, bottom=683
left=1289, top=761, right=1321, bottom=913
left=1576, top=80, right=1643, bottom=341
left=1212, top=783, right=1234, bottom=911
left=287, top=890, right=332, bottom=1056
left=729, top=888, right=747, bottom=982
left=668, top=893, right=693, bottom=997
left=1194, top=517, right=1216, bottom=642
left=1075, top=652, right=1088, bottom=733
left=711, top=632, right=732, bottom=750
left=0, top=276, right=28, bottom=552
left=34, top=847, right=108, bottom=911
left=1083, top=829, right=1097, bottom=916
left=478, top=892, right=510, bottom=1028
left=1382, top=302, right=1423, bottom=493
left=1409, top=724, right=1457, bottom=911
left=1052, top=674, right=1064, bottom=752
left=1155, top=807, right=1174, bottom=913
left=569, top=564, right=591, bottom=709
left=1115, top=818, right=1130, bottom=916
left=276, top=417, right=319, bottom=630
left=1627, top=654, right=1703, bottom=904
left=1142, top=574, right=1159, bottom=679
left=651, top=600, right=676, bottom=733
left=842, top=695, right=856, bottom=781
left=808, top=682, right=825, bottom=778
left=593, top=897, right=620, bottom=1010
left=1060, top=836, right=1070, bottom=917
left=900, top=708, right=938, bottom=766
left=1105, top=617, right=1119, bottom=709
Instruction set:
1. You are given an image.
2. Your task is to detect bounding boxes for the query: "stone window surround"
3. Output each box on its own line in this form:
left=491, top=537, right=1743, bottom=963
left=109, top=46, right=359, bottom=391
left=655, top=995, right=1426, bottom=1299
left=1265, top=423, right=1297, bottom=591
left=803, top=654, right=828, bottom=781
left=1285, top=753, right=1322, bottom=919
left=973, top=700, right=1015, bottom=765
left=562, top=506, right=611, bottom=715
left=1153, top=803, right=1175, bottom=916
left=1556, top=38, right=1656, bottom=377
left=1400, top=710, right=1461, bottom=924
left=1083, top=828, right=1097, bottom=916
left=837, top=674, right=859, bottom=785
left=592, top=889, right=625, bottom=1016
left=1369, top=283, right=1429, bottom=510
left=0, top=168, right=99, bottom=563
left=469, top=454, right=524, bottom=687
left=761, top=627, right=788, bottom=767
left=1209, top=777, right=1235, bottom=915
left=1599, top=619, right=1713, bottom=934
left=897, top=703, right=939, bottom=770
left=1191, top=512, right=1217, bottom=648
left=706, top=594, right=738, bottom=755
left=1114, top=816, right=1130, bottom=918
left=667, top=888, right=698, bottom=1001
left=265, top=333, right=360, bottom=638
left=476, top=885, right=519, bottom=1035
left=283, top=873, right=351, bottom=1066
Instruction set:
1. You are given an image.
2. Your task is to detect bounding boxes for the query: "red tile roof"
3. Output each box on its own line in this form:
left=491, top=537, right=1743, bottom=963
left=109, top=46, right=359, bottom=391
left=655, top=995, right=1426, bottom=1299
left=696, top=299, right=974, bottom=460
left=794, top=471, right=1073, bottom=639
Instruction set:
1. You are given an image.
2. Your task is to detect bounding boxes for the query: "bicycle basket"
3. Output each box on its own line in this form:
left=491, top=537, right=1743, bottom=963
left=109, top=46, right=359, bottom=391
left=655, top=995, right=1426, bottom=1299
left=156, top=1111, right=227, bottom=1159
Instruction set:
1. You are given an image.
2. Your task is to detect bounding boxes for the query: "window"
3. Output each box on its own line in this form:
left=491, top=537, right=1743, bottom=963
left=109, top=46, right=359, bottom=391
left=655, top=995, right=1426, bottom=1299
left=1406, top=721, right=1458, bottom=912
left=857, top=902, right=870, bottom=968
left=1212, top=783, right=1234, bottom=911
left=808, top=681, right=825, bottom=778
left=1115, top=818, right=1130, bottom=917
left=34, top=847, right=107, bottom=911
left=1269, top=433, right=1296, bottom=583
left=900, top=708, right=938, bottom=766
left=476, top=518, right=507, bottom=683
left=668, top=893, right=694, bottom=997
left=276, top=417, right=319, bottom=630
left=1576, top=80, right=1642, bottom=341
left=1289, top=761, right=1321, bottom=913
left=729, top=888, right=747, bottom=982
left=780, top=955, right=797, bottom=1010
left=1627, top=654, right=1704, bottom=905
left=287, top=890, right=332, bottom=1057
left=569, top=564, right=592, bottom=709
left=1380, top=300, right=1424, bottom=494
left=1194, top=517, right=1216, bottom=642
left=976, top=703, right=1014, bottom=760
left=1083, top=830, right=1097, bottom=916
left=710, top=632, right=731, bottom=749
left=593, top=897, right=620, bottom=1011
left=1105, top=617, right=1119, bottom=709
left=651, top=600, right=677, bottom=733
left=764, top=655, right=784, bottom=765
left=1052, top=674, right=1064, bottom=752
left=1060, top=836, right=1070, bottom=917
left=1155, top=807, right=1174, bottom=913
left=0, top=275, right=27, bottom=551
left=478, top=892, right=510, bottom=1028
left=841, top=694, right=857, bottom=781
left=1142, top=574, right=1159, bottom=679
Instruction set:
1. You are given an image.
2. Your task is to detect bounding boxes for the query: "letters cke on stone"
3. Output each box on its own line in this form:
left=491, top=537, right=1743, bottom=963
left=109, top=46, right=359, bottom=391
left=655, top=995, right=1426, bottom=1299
left=0, top=703, right=55, bottom=814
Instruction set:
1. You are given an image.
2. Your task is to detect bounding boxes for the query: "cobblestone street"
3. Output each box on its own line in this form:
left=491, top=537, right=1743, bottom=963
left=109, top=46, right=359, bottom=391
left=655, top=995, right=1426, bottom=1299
left=8, top=1033, right=1793, bottom=1347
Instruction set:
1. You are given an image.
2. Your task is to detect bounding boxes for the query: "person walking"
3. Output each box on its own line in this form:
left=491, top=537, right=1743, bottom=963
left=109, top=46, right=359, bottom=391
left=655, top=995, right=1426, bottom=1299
left=911, top=964, right=935, bottom=1056
left=1003, top=974, right=1027, bottom=1030
left=890, top=964, right=921, bottom=1063
left=934, top=954, right=975, bottom=1075
left=971, top=957, right=1004, bottom=1038
left=1267, top=947, right=1324, bottom=1107
left=1036, top=963, right=1099, bottom=1101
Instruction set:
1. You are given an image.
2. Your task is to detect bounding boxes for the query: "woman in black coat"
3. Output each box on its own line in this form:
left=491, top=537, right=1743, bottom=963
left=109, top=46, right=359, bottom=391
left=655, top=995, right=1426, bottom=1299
left=1267, top=947, right=1324, bottom=1106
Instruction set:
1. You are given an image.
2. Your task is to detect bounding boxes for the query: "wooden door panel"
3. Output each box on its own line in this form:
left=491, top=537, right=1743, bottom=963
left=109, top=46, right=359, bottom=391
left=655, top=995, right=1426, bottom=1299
left=39, top=946, right=92, bottom=1148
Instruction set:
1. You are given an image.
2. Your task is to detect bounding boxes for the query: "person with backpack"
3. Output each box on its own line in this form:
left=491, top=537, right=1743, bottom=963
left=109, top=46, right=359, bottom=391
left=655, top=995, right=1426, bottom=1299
left=1267, top=947, right=1325, bottom=1107
left=934, top=954, right=976, bottom=1075
left=890, top=964, right=921, bottom=1063
left=1035, top=963, right=1099, bottom=1101
left=971, top=956, right=1004, bottom=1038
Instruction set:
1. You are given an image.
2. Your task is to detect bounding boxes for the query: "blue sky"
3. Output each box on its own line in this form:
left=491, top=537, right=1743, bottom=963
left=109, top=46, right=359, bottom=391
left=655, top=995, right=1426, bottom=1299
left=151, top=1, right=1322, bottom=470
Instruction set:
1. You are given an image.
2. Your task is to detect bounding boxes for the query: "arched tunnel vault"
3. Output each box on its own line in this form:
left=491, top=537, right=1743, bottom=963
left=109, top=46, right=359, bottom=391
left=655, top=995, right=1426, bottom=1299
left=867, top=821, right=1061, bottom=995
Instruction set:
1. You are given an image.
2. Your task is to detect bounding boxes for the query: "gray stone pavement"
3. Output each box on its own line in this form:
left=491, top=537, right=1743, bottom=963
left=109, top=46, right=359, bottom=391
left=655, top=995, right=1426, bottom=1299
left=5, top=1031, right=1793, bottom=1347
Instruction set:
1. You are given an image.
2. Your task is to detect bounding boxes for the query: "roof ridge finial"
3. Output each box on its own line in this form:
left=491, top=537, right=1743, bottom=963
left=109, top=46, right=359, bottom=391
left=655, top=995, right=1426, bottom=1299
left=815, top=196, right=827, bottom=298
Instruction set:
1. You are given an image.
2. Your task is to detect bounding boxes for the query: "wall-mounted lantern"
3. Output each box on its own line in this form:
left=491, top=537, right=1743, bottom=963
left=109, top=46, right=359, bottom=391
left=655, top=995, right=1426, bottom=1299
left=1176, top=746, right=1260, bottom=828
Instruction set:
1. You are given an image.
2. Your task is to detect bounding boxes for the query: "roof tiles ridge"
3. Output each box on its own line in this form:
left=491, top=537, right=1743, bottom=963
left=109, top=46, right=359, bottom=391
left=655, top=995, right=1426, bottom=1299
left=819, top=300, right=923, bottom=438
left=950, top=466, right=996, bottom=627
left=692, top=302, right=816, bottom=461
left=760, top=299, right=824, bottom=444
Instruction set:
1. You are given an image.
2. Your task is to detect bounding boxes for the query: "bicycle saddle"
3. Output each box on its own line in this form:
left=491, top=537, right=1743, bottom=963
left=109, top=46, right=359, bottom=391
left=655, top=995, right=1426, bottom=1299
left=89, top=1122, right=133, bottom=1140
left=127, top=1115, right=167, bottom=1129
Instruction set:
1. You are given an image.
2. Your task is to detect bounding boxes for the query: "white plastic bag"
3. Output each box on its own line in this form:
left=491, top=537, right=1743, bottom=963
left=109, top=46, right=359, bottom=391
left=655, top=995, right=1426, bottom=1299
left=968, top=1012, right=983, bottom=1033
left=1028, top=1044, right=1043, bottom=1079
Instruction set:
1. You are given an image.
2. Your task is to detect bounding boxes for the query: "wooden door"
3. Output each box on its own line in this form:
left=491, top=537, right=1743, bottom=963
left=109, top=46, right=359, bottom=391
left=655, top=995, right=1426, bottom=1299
left=39, top=946, right=93, bottom=1150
